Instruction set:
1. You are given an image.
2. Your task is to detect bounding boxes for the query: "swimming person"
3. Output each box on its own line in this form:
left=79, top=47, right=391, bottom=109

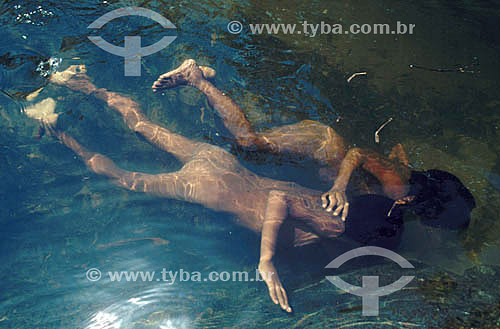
left=26, top=60, right=475, bottom=313
left=152, top=60, right=476, bottom=231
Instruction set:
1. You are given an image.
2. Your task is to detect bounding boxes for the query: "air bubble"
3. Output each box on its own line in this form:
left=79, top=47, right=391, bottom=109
left=36, top=57, right=63, bottom=78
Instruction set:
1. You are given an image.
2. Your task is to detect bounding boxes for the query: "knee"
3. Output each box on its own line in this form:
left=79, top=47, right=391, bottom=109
left=236, top=135, right=259, bottom=149
left=131, top=118, right=145, bottom=133
left=93, top=88, right=108, bottom=100
left=237, top=133, right=277, bottom=152
left=87, top=154, right=123, bottom=178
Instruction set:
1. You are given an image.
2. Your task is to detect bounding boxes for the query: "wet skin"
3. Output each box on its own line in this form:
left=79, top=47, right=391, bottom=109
left=47, top=60, right=413, bottom=312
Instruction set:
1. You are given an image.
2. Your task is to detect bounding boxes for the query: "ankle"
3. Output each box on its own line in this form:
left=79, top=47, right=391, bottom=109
left=191, top=77, right=208, bottom=90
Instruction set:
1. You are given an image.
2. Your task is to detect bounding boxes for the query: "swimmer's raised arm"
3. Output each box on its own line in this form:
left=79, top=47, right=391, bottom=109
left=322, top=146, right=412, bottom=219
left=388, top=143, right=409, bottom=166
left=258, top=190, right=292, bottom=313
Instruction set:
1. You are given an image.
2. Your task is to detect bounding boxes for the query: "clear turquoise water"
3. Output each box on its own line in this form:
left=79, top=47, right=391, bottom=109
left=1, top=0, right=499, bottom=328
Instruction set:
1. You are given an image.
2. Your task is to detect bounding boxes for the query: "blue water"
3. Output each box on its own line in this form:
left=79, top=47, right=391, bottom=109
left=1, top=0, right=499, bottom=328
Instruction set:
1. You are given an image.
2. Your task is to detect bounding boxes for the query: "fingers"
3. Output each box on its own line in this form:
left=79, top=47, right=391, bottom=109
left=268, top=281, right=291, bottom=312
left=264, top=277, right=292, bottom=312
left=321, top=191, right=349, bottom=220
left=267, top=281, right=279, bottom=305
left=278, top=286, right=291, bottom=312
left=276, top=284, right=286, bottom=311
left=333, top=193, right=346, bottom=215
left=333, top=201, right=344, bottom=216
left=342, top=202, right=349, bottom=221
left=322, top=192, right=339, bottom=211
left=325, top=193, right=335, bottom=212
left=321, top=193, right=328, bottom=209
left=326, top=192, right=341, bottom=212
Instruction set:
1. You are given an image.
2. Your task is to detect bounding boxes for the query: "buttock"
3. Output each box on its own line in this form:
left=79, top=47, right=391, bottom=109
left=259, top=120, right=345, bottom=166
left=184, top=143, right=245, bottom=173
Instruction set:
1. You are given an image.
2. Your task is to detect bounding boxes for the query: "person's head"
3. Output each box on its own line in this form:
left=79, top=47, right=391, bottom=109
left=294, top=193, right=404, bottom=249
left=407, top=170, right=476, bottom=230
left=344, top=194, right=405, bottom=249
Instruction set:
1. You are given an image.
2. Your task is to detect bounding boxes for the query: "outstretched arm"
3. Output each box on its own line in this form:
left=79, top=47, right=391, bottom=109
left=388, top=143, right=409, bottom=166
left=258, top=190, right=292, bottom=313
left=322, top=147, right=411, bottom=218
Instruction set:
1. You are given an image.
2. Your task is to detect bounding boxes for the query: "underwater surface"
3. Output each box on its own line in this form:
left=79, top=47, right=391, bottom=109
left=0, top=0, right=499, bottom=328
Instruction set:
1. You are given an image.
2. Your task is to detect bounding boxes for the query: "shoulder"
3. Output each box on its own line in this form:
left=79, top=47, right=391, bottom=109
left=268, top=190, right=287, bottom=199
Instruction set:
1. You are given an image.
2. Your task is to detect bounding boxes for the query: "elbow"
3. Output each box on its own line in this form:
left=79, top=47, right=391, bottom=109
left=347, top=147, right=366, bottom=165
left=267, top=190, right=287, bottom=207
left=268, top=190, right=286, bottom=198
left=348, top=147, right=363, bottom=158
left=236, top=134, right=259, bottom=149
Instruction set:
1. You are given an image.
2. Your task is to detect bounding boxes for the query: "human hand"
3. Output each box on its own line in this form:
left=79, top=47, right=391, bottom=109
left=321, top=188, right=349, bottom=221
left=258, top=260, right=292, bottom=313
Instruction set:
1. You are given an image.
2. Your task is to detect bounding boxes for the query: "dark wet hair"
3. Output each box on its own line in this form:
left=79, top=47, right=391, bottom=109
left=407, top=170, right=476, bottom=230
left=344, top=194, right=404, bottom=250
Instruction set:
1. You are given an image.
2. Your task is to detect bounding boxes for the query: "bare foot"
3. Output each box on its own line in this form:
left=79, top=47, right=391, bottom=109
left=24, top=97, right=59, bottom=125
left=50, top=65, right=88, bottom=85
left=50, top=64, right=97, bottom=94
left=152, top=59, right=216, bottom=92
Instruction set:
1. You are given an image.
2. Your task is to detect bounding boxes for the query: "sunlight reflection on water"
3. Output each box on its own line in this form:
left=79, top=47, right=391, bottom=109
left=85, top=285, right=191, bottom=329
left=1, top=0, right=499, bottom=328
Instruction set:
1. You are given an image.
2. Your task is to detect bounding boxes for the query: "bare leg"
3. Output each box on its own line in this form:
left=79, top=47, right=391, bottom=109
left=153, top=60, right=267, bottom=150
left=50, top=127, right=127, bottom=180
left=46, top=125, right=200, bottom=202
left=152, top=60, right=345, bottom=169
left=35, top=66, right=254, bottom=211
left=50, top=65, right=200, bottom=163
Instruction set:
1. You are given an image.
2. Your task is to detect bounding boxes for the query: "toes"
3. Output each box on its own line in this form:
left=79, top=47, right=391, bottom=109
left=156, top=74, right=175, bottom=85
left=158, top=76, right=173, bottom=84
left=50, top=64, right=88, bottom=84
left=152, top=73, right=187, bottom=91
left=154, top=78, right=172, bottom=87
left=152, top=60, right=200, bottom=91
left=152, top=79, right=174, bottom=91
